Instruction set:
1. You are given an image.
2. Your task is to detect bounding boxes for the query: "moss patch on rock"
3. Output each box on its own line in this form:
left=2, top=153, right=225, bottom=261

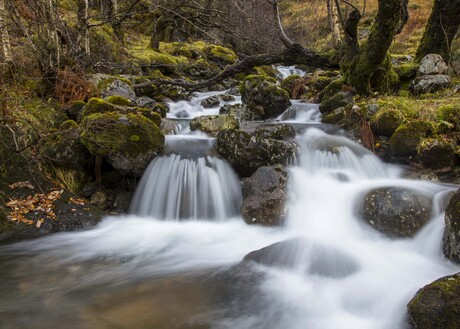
left=389, top=121, right=435, bottom=159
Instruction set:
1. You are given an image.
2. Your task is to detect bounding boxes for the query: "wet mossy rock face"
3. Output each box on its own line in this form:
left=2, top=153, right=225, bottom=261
left=190, top=115, right=239, bottom=135
left=443, top=188, right=460, bottom=263
left=407, top=272, right=460, bottom=329
left=416, top=138, right=458, bottom=170
left=389, top=121, right=435, bottom=160
left=216, top=129, right=298, bottom=178
left=370, top=108, right=404, bottom=137
left=39, top=120, right=92, bottom=170
left=241, top=165, right=289, bottom=226
left=359, top=187, right=432, bottom=238
left=240, top=75, right=291, bottom=120
left=319, top=91, right=354, bottom=115
left=79, top=113, right=165, bottom=176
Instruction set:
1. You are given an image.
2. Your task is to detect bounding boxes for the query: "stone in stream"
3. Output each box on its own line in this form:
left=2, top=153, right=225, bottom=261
left=201, top=95, right=221, bottom=108
left=190, top=115, right=239, bottom=135
left=216, top=129, right=298, bottom=178
left=241, top=165, right=289, bottom=226
left=407, top=272, right=460, bottom=329
left=359, top=187, right=432, bottom=238
left=443, top=188, right=460, bottom=263
left=240, top=75, right=291, bottom=120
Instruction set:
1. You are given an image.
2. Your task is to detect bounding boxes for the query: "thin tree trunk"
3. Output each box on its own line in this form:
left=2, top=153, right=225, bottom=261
left=327, top=0, right=341, bottom=45
left=0, top=0, right=12, bottom=63
left=77, top=0, right=90, bottom=54
left=415, top=0, right=460, bottom=63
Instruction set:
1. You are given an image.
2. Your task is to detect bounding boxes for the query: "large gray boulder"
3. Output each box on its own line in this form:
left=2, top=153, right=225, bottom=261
left=407, top=272, right=460, bottom=329
left=216, top=129, right=298, bottom=177
left=418, top=54, right=448, bottom=76
left=443, top=188, right=460, bottom=263
left=241, top=165, right=289, bottom=226
left=409, top=75, right=451, bottom=95
left=359, top=187, right=432, bottom=238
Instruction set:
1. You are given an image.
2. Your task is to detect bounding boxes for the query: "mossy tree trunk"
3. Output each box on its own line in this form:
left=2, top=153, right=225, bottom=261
left=342, top=0, right=408, bottom=94
left=0, top=0, right=12, bottom=63
left=77, top=0, right=90, bottom=55
left=415, top=0, right=460, bottom=63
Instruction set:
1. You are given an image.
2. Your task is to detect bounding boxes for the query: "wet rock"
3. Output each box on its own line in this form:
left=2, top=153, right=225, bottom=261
left=216, top=129, right=298, bottom=177
left=201, top=95, right=221, bottom=108
left=254, top=124, right=296, bottom=140
left=65, top=101, right=86, bottom=120
left=389, top=121, right=434, bottom=159
left=319, top=91, right=354, bottom=115
left=133, top=96, right=168, bottom=117
left=219, top=103, right=256, bottom=122
left=39, top=120, right=92, bottom=170
left=322, top=106, right=348, bottom=124
left=160, top=118, right=181, bottom=135
left=241, top=238, right=359, bottom=278
left=241, top=165, right=288, bottom=226
left=408, top=272, right=460, bottom=329
left=175, top=110, right=190, bottom=118
left=416, top=138, right=458, bottom=170
left=443, top=188, right=460, bottom=263
left=190, top=115, right=239, bottom=135
left=418, top=54, right=448, bottom=76
left=360, top=187, right=432, bottom=238
left=371, top=108, right=404, bottom=137
left=240, top=75, right=291, bottom=120
left=79, top=112, right=164, bottom=177
left=409, top=75, right=451, bottom=95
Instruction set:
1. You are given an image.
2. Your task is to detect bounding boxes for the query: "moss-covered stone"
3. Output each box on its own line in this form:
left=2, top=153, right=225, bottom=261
left=416, top=138, right=458, bottom=170
left=437, top=104, right=460, bottom=131
left=190, top=115, right=239, bottom=135
left=280, top=74, right=302, bottom=97
left=106, top=95, right=132, bottom=106
left=394, top=62, right=419, bottom=81
left=240, top=75, right=291, bottom=120
left=254, top=124, right=296, bottom=140
left=323, top=107, right=348, bottom=124
left=408, top=272, right=460, bottom=329
left=320, top=78, right=346, bottom=102
left=206, top=45, right=237, bottom=64
left=371, top=108, right=404, bottom=137
left=389, top=121, right=435, bottom=159
left=319, top=91, right=354, bottom=115
left=254, top=66, right=279, bottom=79
left=66, top=100, right=86, bottom=120
left=79, top=112, right=165, bottom=176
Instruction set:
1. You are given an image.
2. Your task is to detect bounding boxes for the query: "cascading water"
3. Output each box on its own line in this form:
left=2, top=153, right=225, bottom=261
left=0, top=88, right=458, bottom=329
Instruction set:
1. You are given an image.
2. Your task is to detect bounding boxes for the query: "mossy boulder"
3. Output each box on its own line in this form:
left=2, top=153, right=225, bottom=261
left=320, top=78, right=346, bottom=102
left=219, top=103, right=256, bottom=122
left=240, top=75, right=291, bottom=120
left=190, top=115, right=239, bottom=135
left=389, top=121, right=435, bottom=159
left=280, top=74, right=302, bottom=97
left=254, top=124, right=296, bottom=140
left=97, top=76, right=136, bottom=101
left=241, top=165, right=289, bottom=226
left=359, top=187, right=432, bottom=238
left=39, top=120, right=92, bottom=170
left=408, top=272, right=460, bottom=329
left=106, top=95, right=132, bottom=106
left=79, top=113, right=165, bottom=176
left=409, top=75, right=451, bottom=95
left=437, top=104, right=460, bottom=131
left=416, top=138, right=458, bottom=170
left=319, top=91, right=354, bottom=115
left=216, top=129, right=298, bottom=177
left=371, top=108, right=404, bottom=137
left=205, top=45, right=237, bottom=64
left=394, top=63, right=419, bottom=81
left=66, top=100, right=86, bottom=120
left=322, top=107, right=348, bottom=125
left=443, top=188, right=460, bottom=263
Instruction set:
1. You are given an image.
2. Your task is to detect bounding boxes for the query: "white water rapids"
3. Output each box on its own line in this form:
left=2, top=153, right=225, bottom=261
left=0, top=84, right=459, bottom=329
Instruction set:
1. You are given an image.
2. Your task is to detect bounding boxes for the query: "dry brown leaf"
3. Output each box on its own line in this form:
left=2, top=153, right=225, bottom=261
left=8, top=181, right=34, bottom=189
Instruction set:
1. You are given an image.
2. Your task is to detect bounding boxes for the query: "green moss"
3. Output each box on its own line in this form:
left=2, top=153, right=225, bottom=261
left=130, top=135, right=140, bottom=142
left=389, top=121, right=436, bottom=158
left=153, top=103, right=168, bottom=118
left=394, top=63, right=419, bottom=81
left=280, top=74, right=302, bottom=96
left=206, top=45, right=237, bottom=64
left=60, top=120, right=78, bottom=130
left=82, top=98, right=117, bottom=118
left=97, top=76, right=133, bottom=92
left=240, top=75, right=277, bottom=95
left=437, top=104, right=460, bottom=130
left=254, top=66, right=279, bottom=78
left=321, top=78, right=345, bottom=102
left=371, top=108, right=404, bottom=136
left=106, top=96, right=131, bottom=106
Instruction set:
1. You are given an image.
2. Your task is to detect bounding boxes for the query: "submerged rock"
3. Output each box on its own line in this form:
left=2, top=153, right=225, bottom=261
left=443, top=188, right=460, bottom=263
left=360, top=187, right=432, bottom=238
left=240, top=75, right=291, bottom=120
left=407, top=272, right=460, bottom=329
left=216, top=129, right=298, bottom=177
left=79, top=112, right=164, bottom=176
left=241, top=165, right=289, bottom=226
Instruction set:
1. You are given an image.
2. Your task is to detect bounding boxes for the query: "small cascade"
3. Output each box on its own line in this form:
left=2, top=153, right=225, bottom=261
left=130, top=136, right=242, bottom=220
left=277, top=101, right=322, bottom=123
left=276, top=65, right=306, bottom=79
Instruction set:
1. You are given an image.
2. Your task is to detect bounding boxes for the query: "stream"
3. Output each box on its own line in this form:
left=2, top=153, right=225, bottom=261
left=0, top=79, right=459, bottom=329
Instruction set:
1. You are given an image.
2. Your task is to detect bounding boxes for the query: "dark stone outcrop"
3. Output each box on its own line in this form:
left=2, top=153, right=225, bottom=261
left=241, top=165, right=289, bottom=226
left=360, top=187, right=432, bottom=238
left=443, top=188, right=460, bottom=263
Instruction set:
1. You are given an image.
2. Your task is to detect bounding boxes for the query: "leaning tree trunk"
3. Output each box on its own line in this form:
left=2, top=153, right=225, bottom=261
left=415, top=0, right=460, bottom=63
left=0, top=0, right=12, bottom=63
left=344, top=0, right=408, bottom=94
